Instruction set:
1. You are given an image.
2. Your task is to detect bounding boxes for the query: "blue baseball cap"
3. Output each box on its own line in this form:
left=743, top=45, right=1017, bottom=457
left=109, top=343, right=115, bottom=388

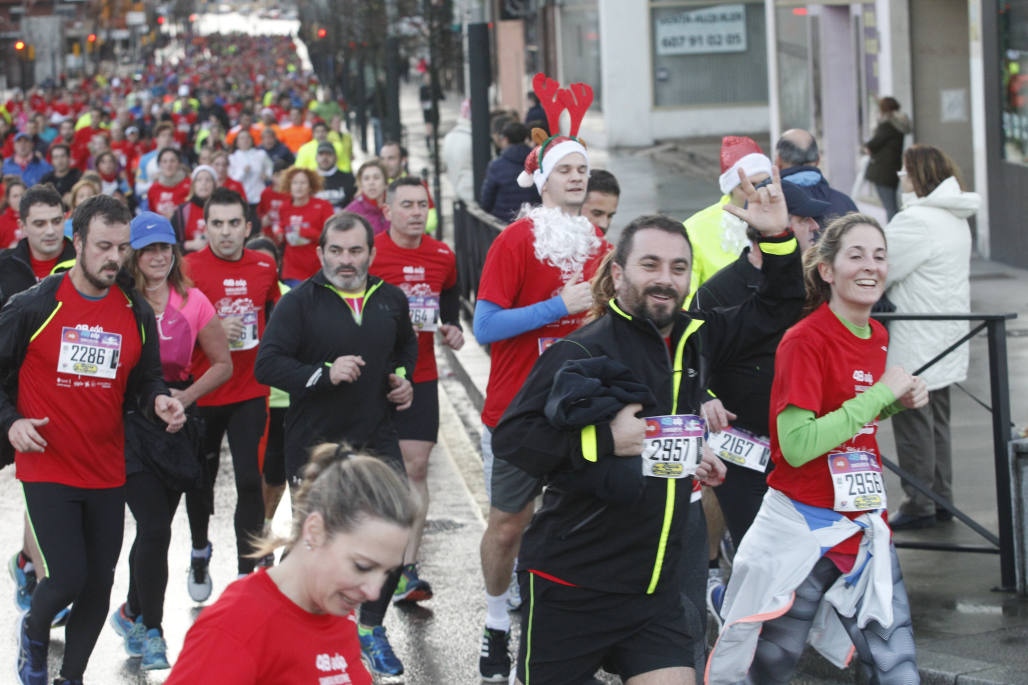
left=130, top=211, right=177, bottom=249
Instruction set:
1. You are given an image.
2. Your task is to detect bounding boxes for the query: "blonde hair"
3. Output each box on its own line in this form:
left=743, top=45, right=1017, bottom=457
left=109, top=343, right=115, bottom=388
left=802, top=212, right=886, bottom=315
left=587, top=251, right=615, bottom=322
left=252, top=443, right=415, bottom=556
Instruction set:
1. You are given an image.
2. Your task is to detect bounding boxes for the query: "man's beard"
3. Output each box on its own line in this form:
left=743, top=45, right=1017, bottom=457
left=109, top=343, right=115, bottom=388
left=522, top=205, right=602, bottom=282
left=325, top=259, right=370, bottom=291
left=82, top=257, right=121, bottom=291
left=619, top=275, right=685, bottom=331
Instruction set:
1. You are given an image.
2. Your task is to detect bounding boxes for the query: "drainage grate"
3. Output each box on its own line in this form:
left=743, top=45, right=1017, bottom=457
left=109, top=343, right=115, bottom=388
left=424, top=518, right=466, bottom=534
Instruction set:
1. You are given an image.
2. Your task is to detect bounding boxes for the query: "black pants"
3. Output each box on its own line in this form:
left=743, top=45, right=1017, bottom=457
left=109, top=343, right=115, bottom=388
left=185, top=396, right=267, bottom=574
left=23, top=481, right=125, bottom=680
left=125, top=470, right=181, bottom=631
left=262, top=406, right=287, bottom=487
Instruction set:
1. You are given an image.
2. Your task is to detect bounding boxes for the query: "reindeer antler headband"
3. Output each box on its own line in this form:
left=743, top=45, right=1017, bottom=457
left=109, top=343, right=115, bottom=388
left=517, top=73, right=594, bottom=193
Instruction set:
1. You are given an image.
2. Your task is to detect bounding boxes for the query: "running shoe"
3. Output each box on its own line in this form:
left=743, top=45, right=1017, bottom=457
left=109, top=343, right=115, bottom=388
left=706, top=581, right=726, bottom=632
left=16, top=612, right=47, bottom=685
left=187, top=544, right=212, bottom=603
left=108, top=603, right=145, bottom=656
left=358, top=625, right=404, bottom=676
left=9, top=552, right=35, bottom=612
left=392, top=563, right=433, bottom=603
left=478, top=626, right=511, bottom=682
left=505, top=570, right=522, bottom=611
left=719, top=530, right=737, bottom=566
left=141, top=628, right=171, bottom=671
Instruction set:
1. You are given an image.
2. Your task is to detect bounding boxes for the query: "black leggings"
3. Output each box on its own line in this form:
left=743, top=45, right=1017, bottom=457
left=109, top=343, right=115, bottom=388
left=185, top=397, right=267, bottom=574
left=23, top=481, right=125, bottom=680
left=125, top=470, right=182, bottom=631
left=262, top=406, right=287, bottom=487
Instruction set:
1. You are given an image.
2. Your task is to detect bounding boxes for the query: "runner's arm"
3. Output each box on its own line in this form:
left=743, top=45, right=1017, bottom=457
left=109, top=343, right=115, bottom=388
left=776, top=382, right=897, bottom=467
left=390, top=291, right=419, bottom=380
left=126, top=300, right=172, bottom=421
left=473, top=297, right=567, bottom=344
left=254, top=291, right=333, bottom=394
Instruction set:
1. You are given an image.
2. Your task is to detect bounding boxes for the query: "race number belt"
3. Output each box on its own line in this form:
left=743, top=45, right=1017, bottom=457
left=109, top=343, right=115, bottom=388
left=408, top=294, right=439, bottom=332
left=709, top=427, right=771, bottom=473
left=58, top=327, right=121, bottom=379
left=828, top=451, right=886, bottom=512
left=641, top=414, right=705, bottom=479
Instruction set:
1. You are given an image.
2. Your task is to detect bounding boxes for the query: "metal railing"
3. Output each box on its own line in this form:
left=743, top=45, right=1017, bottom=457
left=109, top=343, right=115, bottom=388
left=874, top=312, right=1019, bottom=590
left=452, top=199, right=505, bottom=322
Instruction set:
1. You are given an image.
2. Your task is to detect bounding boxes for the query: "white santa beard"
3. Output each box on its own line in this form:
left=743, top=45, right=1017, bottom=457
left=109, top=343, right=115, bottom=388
left=524, top=205, right=603, bottom=281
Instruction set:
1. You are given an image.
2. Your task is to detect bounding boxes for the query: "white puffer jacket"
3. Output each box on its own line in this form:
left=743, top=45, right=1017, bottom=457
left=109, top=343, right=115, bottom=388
left=885, top=176, right=980, bottom=390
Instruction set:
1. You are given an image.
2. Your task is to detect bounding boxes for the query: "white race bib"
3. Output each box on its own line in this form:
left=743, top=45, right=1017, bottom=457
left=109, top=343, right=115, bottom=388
left=709, top=427, right=771, bottom=473
left=828, top=451, right=886, bottom=512
left=228, top=310, right=259, bottom=351
left=58, top=327, right=121, bottom=379
left=641, top=414, right=705, bottom=479
left=408, top=294, right=439, bottom=332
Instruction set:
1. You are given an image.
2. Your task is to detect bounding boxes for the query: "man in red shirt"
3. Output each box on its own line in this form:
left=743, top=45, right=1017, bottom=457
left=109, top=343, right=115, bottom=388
left=473, top=132, right=610, bottom=681
left=2, top=195, right=184, bottom=685
left=370, top=177, right=463, bottom=604
left=184, top=187, right=280, bottom=601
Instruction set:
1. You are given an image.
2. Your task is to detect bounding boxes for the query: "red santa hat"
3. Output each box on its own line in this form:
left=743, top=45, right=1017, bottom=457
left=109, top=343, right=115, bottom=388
left=718, top=135, right=773, bottom=195
left=517, top=73, right=593, bottom=194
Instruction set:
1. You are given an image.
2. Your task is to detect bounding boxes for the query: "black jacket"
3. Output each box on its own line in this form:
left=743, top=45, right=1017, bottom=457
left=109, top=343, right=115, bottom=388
left=691, top=247, right=780, bottom=437
left=493, top=233, right=803, bottom=595
left=864, top=116, right=910, bottom=188
left=480, top=144, right=541, bottom=223
left=0, top=272, right=169, bottom=466
left=254, top=272, right=418, bottom=466
left=0, top=238, right=77, bottom=309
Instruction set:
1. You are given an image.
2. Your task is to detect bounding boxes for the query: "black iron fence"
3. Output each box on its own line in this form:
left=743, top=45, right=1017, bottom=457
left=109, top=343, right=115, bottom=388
left=452, top=199, right=505, bottom=321
left=874, top=312, right=1019, bottom=590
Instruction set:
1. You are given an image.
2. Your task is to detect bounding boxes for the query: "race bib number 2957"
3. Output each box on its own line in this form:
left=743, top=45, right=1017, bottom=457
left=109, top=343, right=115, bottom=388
left=641, top=414, right=705, bottom=479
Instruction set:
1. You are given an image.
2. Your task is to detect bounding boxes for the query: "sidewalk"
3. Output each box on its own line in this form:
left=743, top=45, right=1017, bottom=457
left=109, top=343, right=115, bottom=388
left=402, top=81, right=1028, bottom=683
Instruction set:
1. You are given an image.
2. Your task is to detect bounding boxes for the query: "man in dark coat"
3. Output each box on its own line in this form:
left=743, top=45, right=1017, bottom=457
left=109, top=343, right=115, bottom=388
left=775, top=128, right=857, bottom=230
left=479, top=121, right=541, bottom=223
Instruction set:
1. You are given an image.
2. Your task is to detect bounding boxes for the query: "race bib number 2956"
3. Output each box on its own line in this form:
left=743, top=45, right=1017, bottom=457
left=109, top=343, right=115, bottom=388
left=829, top=451, right=886, bottom=512
left=641, top=414, right=705, bottom=479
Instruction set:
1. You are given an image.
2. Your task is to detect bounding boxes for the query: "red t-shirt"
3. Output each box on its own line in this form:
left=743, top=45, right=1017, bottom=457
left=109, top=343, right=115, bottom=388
left=258, top=187, right=290, bottom=243
left=0, top=207, right=20, bottom=249
left=148, top=177, right=191, bottom=218
left=15, top=276, right=143, bottom=488
left=221, top=176, right=246, bottom=199
left=179, top=202, right=206, bottom=242
left=477, top=217, right=610, bottom=427
left=767, top=303, right=889, bottom=555
left=165, top=569, right=371, bottom=685
left=370, top=231, right=458, bottom=383
left=29, top=254, right=60, bottom=281
left=279, top=197, right=334, bottom=282
left=186, top=247, right=280, bottom=406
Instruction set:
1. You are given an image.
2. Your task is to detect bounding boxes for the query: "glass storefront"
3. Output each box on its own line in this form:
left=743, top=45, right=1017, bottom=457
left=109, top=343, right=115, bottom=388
left=1000, top=0, right=1028, bottom=164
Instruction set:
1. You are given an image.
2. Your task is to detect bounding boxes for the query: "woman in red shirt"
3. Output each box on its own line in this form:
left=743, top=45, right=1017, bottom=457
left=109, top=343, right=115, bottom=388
left=278, top=166, right=334, bottom=284
left=708, top=214, right=928, bottom=684
left=166, top=444, right=414, bottom=685
left=147, top=148, right=190, bottom=219
left=171, top=165, right=217, bottom=253
left=0, top=179, right=26, bottom=248
left=211, top=150, right=246, bottom=198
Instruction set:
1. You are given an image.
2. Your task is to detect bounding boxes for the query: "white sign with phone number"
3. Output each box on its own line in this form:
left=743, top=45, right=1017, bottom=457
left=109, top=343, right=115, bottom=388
left=655, top=3, right=747, bottom=56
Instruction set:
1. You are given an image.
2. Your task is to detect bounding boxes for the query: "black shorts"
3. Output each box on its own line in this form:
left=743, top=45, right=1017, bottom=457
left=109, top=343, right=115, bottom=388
left=286, top=433, right=406, bottom=486
left=516, top=572, right=694, bottom=684
left=393, top=380, right=439, bottom=442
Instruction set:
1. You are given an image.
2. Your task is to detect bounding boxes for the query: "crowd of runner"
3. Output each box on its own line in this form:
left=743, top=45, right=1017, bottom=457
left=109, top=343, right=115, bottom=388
left=0, top=25, right=972, bottom=685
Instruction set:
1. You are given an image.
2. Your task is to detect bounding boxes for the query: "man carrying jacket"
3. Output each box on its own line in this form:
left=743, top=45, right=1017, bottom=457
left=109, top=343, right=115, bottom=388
left=254, top=211, right=418, bottom=677
left=492, top=168, right=803, bottom=685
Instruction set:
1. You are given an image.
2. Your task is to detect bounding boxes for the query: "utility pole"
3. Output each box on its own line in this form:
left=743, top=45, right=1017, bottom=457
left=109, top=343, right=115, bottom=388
left=384, top=0, right=402, bottom=143
left=424, top=0, right=443, bottom=235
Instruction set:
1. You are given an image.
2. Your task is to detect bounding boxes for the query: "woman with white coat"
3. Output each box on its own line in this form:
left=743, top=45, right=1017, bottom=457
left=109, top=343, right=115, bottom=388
left=229, top=129, right=273, bottom=213
left=885, top=144, right=981, bottom=530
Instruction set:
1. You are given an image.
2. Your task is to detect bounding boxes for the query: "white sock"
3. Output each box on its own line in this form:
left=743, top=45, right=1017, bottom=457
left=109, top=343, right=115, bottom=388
left=485, top=591, right=511, bottom=632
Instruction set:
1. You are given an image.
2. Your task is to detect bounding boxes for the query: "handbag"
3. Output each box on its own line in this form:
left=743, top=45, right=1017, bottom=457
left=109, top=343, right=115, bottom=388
left=124, top=409, right=205, bottom=492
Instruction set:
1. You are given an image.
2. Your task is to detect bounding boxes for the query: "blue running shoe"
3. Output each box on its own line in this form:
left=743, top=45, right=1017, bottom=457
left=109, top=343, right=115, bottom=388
left=358, top=625, right=404, bottom=676
left=141, top=628, right=170, bottom=670
left=108, top=603, right=145, bottom=656
left=706, top=581, right=726, bottom=632
left=16, top=612, right=47, bottom=685
left=392, top=563, right=433, bottom=603
left=9, top=553, right=35, bottom=612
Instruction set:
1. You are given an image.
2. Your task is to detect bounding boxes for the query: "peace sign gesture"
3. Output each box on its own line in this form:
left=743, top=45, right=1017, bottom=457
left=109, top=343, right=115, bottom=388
left=722, top=165, right=789, bottom=236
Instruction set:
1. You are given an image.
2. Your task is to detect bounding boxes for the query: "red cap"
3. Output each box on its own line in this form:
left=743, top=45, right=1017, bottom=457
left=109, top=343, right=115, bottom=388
left=720, top=136, right=764, bottom=174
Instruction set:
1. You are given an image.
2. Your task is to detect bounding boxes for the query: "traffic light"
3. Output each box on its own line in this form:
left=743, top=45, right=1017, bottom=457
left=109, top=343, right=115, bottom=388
left=87, top=33, right=97, bottom=43
left=157, top=16, right=165, bottom=25
left=317, top=28, right=327, bottom=38
left=14, top=40, right=25, bottom=51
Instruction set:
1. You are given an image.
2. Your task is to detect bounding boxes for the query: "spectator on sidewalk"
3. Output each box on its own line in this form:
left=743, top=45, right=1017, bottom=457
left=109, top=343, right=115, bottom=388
left=479, top=121, right=540, bottom=223
left=775, top=128, right=857, bottom=229
left=863, top=97, right=912, bottom=221
left=442, top=100, right=474, bottom=203
left=885, top=144, right=980, bottom=530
